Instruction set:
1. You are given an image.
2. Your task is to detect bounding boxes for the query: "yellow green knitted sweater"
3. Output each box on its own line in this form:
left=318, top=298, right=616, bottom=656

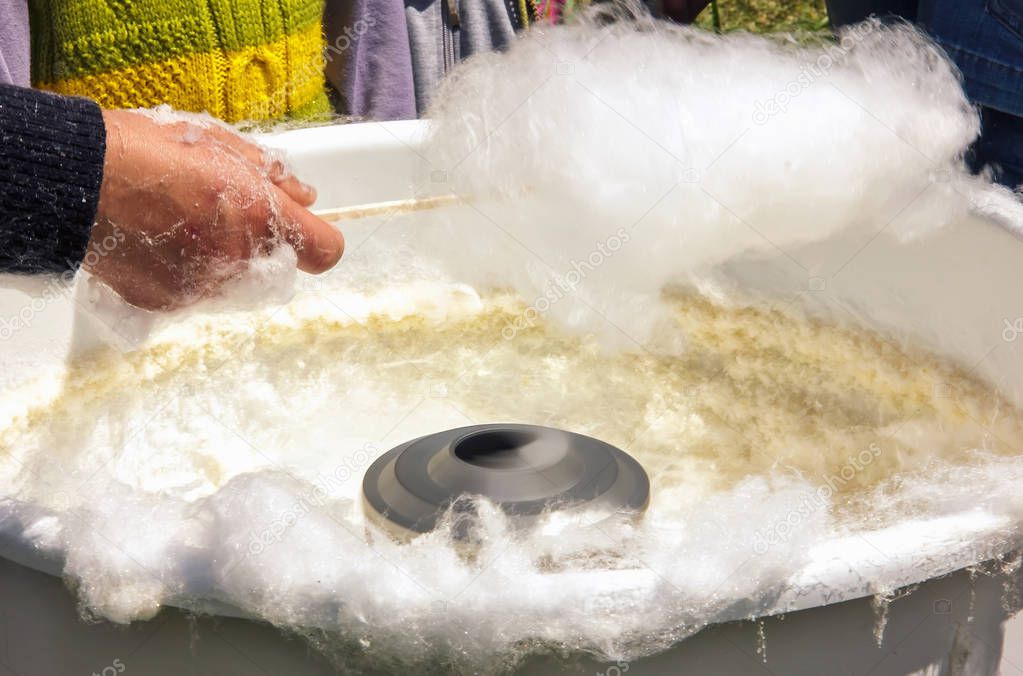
left=29, top=0, right=331, bottom=123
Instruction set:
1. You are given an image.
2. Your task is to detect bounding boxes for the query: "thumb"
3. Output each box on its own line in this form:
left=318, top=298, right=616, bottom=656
left=273, top=187, right=345, bottom=273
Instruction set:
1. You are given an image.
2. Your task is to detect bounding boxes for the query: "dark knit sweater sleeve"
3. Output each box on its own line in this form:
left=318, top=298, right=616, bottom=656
left=0, top=84, right=106, bottom=273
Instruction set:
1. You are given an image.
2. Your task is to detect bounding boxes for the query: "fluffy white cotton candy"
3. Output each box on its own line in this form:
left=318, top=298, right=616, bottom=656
left=71, top=245, right=298, bottom=353
left=413, top=8, right=981, bottom=348
left=3, top=221, right=1023, bottom=671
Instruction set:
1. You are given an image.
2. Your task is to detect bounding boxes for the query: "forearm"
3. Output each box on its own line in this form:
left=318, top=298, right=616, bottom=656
left=0, top=84, right=106, bottom=273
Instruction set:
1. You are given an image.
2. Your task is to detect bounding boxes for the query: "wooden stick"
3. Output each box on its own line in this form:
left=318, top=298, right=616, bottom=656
left=313, top=193, right=463, bottom=222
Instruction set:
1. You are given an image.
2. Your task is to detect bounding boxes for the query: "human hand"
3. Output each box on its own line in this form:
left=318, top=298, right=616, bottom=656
left=85, top=109, right=344, bottom=310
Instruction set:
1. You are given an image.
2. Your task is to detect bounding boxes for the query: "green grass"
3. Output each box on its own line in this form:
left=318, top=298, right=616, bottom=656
left=695, top=0, right=831, bottom=33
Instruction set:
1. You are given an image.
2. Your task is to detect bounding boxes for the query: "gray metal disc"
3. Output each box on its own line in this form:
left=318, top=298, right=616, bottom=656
left=362, top=424, right=650, bottom=538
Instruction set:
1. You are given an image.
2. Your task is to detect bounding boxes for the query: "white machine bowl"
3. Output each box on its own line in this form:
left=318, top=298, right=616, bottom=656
left=1, top=120, right=1022, bottom=675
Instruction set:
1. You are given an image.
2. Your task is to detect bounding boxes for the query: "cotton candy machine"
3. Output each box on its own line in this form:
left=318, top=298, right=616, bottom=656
left=362, top=423, right=651, bottom=541
left=0, top=118, right=1020, bottom=675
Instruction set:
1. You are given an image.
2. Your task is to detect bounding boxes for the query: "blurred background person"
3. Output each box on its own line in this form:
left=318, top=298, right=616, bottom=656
left=26, top=0, right=332, bottom=122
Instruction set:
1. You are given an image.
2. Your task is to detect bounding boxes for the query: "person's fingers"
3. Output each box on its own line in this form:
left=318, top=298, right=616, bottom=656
left=252, top=150, right=317, bottom=207
left=202, top=125, right=317, bottom=206
left=271, top=186, right=345, bottom=273
left=269, top=169, right=317, bottom=207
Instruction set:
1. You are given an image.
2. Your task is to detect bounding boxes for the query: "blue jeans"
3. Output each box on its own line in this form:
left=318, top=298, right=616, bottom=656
left=827, top=0, right=1023, bottom=187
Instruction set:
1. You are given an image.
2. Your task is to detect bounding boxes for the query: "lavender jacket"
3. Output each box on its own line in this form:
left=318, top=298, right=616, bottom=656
left=0, top=0, right=30, bottom=87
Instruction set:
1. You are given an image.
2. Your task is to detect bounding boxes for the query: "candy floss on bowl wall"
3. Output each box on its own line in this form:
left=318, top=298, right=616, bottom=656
left=3, top=8, right=1023, bottom=676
